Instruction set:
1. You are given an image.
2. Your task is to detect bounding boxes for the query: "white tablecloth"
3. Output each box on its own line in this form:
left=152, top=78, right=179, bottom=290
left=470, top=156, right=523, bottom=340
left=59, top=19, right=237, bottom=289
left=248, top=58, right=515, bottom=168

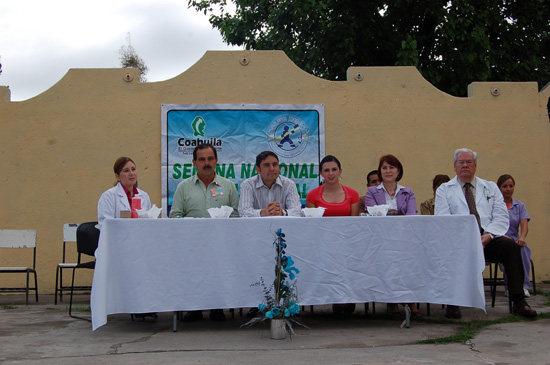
left=91, top=215, right=485, bottom=330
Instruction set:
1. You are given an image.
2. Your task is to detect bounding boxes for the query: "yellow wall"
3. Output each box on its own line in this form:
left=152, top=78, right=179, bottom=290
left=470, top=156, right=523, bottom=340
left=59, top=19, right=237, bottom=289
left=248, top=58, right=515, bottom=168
left=1, top=50, right=549, bottom=294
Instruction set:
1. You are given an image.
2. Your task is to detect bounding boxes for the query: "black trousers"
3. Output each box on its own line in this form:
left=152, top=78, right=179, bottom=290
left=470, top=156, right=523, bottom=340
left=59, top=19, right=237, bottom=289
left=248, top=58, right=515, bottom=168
left=484, top=236, right=525, bottom=302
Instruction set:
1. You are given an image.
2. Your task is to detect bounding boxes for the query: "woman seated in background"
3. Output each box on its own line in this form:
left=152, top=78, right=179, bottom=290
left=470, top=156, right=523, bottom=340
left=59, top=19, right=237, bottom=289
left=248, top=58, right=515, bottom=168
left=419, top=174, right=450, bottom=215
left=365, top=154, right=421, bottom=317
left=497, top=174, right=532, bottom=297
left=97, top=156, right=151, bottom=230
left=306, top=155, right=359, bottom=316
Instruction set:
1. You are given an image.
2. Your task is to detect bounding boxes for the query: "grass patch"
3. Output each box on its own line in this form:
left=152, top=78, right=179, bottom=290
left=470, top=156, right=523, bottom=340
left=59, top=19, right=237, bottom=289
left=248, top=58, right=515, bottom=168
left=418, top=312, right=550, bottom=345
left=68, top=305, right=91, bottom=312
left=535, top=288, right=550, bottom=305
left=46, top=307, right=59, bottom=311
left=0, top=303, right=17, bottom=310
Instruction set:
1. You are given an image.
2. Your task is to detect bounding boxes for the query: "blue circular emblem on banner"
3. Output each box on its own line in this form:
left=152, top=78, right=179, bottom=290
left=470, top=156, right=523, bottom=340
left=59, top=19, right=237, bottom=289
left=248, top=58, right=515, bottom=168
left=268, top=114, right=309, bottom=158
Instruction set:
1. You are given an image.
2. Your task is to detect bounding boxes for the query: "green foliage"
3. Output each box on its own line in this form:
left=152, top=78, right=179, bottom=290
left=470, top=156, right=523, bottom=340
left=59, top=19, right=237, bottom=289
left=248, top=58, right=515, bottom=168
left=119, top=33, right=149, bottom=82
left=1, top=303, right=17, bottom=309
left=68, top=305, right=91, bottom=312
left=535, top=288, right=550, bottom=305
left=189, top=0, right=550, bottom=96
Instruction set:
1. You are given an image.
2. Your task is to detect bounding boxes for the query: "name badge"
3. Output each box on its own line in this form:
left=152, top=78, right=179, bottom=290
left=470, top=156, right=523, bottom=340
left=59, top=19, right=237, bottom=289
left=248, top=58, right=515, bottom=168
left=211, top=187, right=224, bottom=197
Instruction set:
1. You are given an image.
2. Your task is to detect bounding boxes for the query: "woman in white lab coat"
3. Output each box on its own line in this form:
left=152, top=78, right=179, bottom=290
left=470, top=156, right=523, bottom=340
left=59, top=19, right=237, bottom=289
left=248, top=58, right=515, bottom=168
left=97, top=156, right=155, bottom=320
left=97, top=156, right=151, bottom=230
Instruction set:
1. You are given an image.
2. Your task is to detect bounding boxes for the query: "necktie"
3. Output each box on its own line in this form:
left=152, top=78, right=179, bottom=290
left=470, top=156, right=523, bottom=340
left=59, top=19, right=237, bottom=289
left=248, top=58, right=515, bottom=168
left=464, top=183, right=482, bottom=234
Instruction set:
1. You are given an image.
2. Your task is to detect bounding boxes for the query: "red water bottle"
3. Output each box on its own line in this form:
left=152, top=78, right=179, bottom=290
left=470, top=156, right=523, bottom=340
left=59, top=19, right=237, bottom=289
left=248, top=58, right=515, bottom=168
left=131, top=197, right=141, bottom=218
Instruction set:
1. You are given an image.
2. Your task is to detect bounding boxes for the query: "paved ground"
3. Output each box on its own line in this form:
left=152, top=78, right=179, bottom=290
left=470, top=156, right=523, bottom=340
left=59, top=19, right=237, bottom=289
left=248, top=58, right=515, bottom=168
left=1, top=288, right=549, bottom=364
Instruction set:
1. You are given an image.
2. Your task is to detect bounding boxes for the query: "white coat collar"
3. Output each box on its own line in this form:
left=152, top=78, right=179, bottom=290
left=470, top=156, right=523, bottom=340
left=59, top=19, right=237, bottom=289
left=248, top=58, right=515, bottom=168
left=449, top=176, right=491, bottom=205
left=115, top=182, right=132, bottom=210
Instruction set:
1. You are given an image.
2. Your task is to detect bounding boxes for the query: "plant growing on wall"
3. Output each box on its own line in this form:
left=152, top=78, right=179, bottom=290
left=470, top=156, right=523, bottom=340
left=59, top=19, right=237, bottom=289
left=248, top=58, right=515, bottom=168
left=119, top=33, right=149, bottom=82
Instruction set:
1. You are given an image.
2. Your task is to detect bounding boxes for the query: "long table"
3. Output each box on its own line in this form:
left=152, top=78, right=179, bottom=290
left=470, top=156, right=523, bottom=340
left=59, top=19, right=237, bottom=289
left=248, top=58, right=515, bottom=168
left=91, top=215, right=485, bottom=330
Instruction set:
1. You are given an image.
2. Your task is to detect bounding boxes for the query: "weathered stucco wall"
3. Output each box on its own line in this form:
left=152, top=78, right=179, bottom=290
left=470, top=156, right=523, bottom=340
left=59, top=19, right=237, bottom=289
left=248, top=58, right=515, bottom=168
left=1, top=50, right=549, bottom=294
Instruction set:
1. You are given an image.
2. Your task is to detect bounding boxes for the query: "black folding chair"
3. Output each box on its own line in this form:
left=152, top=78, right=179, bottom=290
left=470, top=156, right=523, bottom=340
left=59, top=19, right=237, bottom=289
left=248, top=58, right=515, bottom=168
left=484, top=259, right=512, bottom=313
left=69, top=222, right=100, bottom=321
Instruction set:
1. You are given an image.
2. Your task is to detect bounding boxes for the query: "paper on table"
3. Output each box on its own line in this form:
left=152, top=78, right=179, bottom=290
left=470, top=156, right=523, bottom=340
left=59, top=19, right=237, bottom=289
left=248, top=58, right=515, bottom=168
left=207, top=206, right=234, bottom=218
left=135, top=204, right=162, bottom=218
left=366, top=205, right=390, bottom=216
left=302, top=207, right=326, bottom=217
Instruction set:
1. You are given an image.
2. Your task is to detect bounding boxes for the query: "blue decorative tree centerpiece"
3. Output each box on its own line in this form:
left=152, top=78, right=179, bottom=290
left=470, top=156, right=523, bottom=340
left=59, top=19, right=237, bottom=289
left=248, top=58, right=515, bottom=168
left=242, top=228, right=307, bottom=338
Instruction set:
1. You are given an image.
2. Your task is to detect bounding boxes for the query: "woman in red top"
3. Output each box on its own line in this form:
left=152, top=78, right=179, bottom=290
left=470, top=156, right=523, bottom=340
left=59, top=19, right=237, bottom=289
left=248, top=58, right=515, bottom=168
left=306, top=155, right=360, bottom=216
left=306, top=155, right=359, bottom=316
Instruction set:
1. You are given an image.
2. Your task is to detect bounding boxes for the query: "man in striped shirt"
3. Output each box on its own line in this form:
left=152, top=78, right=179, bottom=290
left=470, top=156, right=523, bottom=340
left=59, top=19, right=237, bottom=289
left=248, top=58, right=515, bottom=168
left=238, top=151, right=302, bottom=217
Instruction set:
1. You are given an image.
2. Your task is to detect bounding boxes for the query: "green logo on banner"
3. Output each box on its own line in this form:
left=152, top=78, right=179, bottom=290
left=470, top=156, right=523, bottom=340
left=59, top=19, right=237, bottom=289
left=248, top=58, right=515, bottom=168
left=192, top=116, right=206, bottom=137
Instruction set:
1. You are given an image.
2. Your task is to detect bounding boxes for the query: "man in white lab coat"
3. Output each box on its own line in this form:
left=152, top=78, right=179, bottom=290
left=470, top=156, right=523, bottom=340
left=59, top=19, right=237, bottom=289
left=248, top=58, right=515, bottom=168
left=435, top=148, right=536, bottom=319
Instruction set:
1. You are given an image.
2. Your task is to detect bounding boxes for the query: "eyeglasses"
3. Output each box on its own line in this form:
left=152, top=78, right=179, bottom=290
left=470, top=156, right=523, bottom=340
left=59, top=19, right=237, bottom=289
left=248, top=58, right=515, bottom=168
left=456, top=160, right=475, bottom=166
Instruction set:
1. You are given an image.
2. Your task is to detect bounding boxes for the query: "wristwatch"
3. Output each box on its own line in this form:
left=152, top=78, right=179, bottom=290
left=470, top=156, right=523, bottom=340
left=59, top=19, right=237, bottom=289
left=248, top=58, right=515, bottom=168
left=283, top=209, right=288, bottom=216
left=487, top=232, right=496, bottom=240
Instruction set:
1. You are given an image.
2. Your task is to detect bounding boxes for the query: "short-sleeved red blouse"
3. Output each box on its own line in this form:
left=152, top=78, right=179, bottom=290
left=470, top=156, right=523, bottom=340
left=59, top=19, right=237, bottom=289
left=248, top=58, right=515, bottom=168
left=306, top=184, right=360, bottom=216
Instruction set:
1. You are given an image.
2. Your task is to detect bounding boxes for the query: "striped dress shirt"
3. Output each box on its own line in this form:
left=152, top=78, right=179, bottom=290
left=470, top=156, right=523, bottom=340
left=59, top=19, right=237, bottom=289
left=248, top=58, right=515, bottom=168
left=238, top=175, right=302, bottom=217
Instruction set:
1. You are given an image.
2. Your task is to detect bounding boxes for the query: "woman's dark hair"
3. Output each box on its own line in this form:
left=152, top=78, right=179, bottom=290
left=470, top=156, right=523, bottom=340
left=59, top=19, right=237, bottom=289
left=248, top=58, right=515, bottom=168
left=432, top=174, right=450, bottom=191
left=113, top=156, right=135, bottom=175
left=320, top=155, right=341, bottom=171
left=113, top=156, right=135, bottom=186
left=377, top=154, right=403, bottom=182
left=497, top=174, right=515, bottom=188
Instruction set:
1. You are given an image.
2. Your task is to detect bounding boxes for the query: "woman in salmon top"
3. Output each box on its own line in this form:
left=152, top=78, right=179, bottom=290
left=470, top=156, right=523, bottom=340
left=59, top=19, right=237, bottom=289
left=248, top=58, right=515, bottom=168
left=306, top=155, right=360, bottom=217
left=306, top=154, right=359, bottom=316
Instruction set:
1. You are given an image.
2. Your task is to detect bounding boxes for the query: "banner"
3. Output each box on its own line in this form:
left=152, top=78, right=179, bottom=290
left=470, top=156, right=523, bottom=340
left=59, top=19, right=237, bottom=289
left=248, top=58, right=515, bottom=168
left=161, top=104, right=325, bottom=217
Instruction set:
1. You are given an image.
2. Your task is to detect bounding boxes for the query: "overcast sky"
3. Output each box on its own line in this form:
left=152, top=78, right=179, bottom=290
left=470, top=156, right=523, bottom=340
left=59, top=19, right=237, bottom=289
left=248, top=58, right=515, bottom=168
left=0, top=0, right=241, bottom=101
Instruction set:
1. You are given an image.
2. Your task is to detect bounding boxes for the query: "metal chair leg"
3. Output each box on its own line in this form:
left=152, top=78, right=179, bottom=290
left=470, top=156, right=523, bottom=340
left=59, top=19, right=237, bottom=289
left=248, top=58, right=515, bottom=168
left=69, top=266, right=90, bottom=322
left=24, top=269, right=37, bottom=305
left=530, top=259, right=536, bottom=295
left=69, top=267, right=76, bottom=318
left=491, top=262, right=498, bottom=308
left=364, top=302, right=376, bottom=316
left=55, top=266, right=60, bottom=305
left=33, top=270, right=38, bottom=303
left=25, top=270, right=30, bottom=305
